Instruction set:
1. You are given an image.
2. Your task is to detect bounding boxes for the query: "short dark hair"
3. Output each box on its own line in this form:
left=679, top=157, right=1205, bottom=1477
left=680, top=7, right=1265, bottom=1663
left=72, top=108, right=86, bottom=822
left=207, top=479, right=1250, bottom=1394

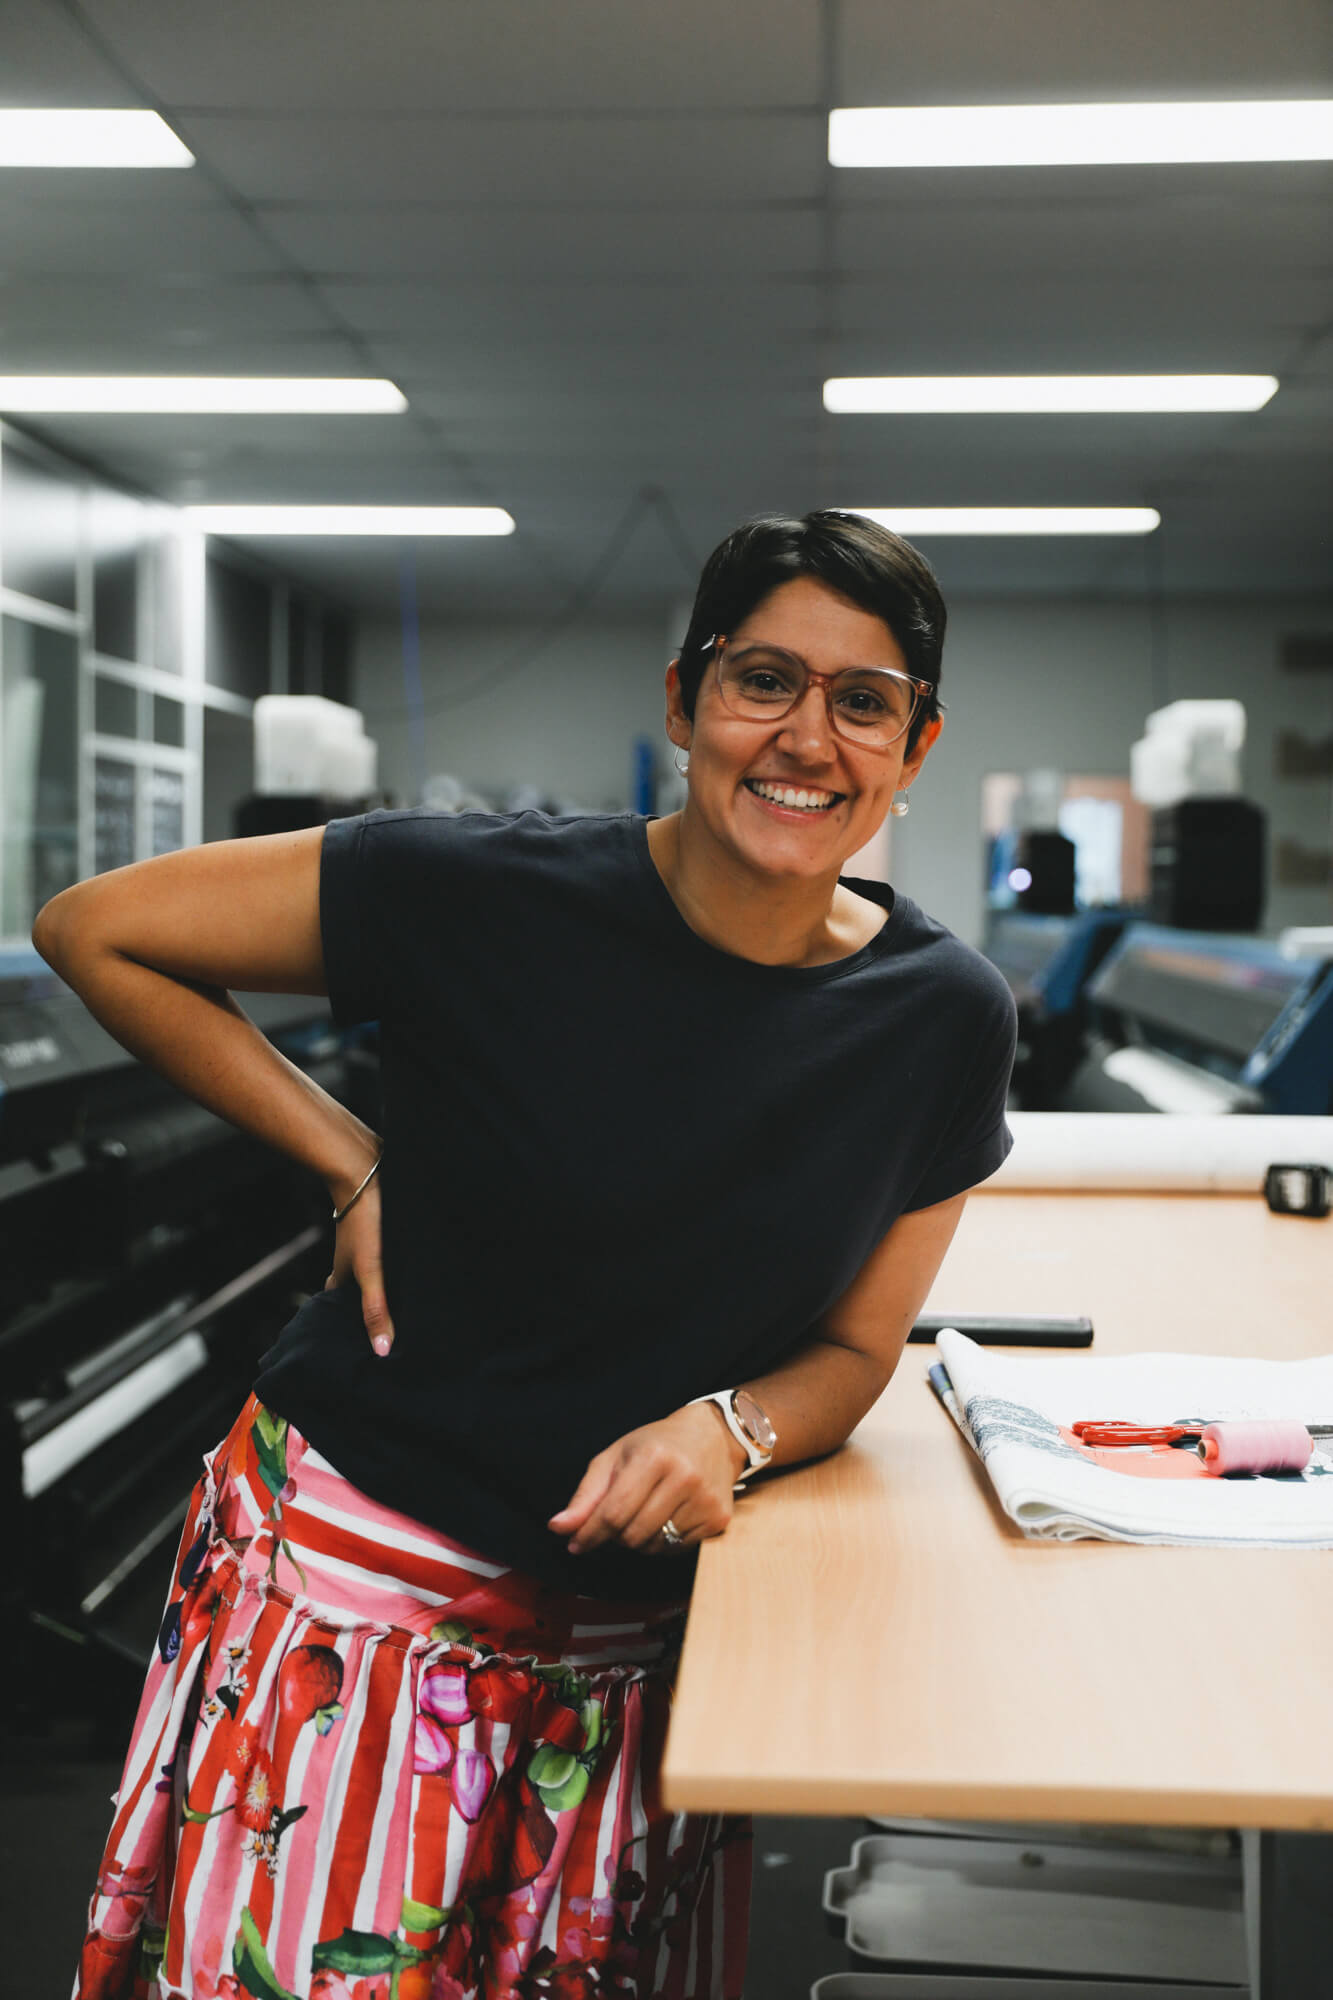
left=676, top=510, right=947, bottom=750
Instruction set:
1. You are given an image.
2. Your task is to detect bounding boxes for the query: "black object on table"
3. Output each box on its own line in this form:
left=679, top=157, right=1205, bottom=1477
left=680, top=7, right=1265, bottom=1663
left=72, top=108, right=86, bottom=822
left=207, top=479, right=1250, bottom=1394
left=909, top=1312, right=1094, bottom=1348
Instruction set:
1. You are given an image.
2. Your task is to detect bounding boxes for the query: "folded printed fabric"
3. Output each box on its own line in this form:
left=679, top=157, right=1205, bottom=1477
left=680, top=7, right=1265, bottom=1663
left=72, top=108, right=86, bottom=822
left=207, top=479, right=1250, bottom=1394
left=933, top=1331, right=1333, bottom=1547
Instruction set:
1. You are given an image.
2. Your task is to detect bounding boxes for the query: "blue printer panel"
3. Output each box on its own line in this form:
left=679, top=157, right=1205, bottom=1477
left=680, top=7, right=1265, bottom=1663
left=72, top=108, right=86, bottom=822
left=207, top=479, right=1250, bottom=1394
left=983, top=910, right=1129, bottom=1018
left=1087, top=925, right=1332, bottom=1113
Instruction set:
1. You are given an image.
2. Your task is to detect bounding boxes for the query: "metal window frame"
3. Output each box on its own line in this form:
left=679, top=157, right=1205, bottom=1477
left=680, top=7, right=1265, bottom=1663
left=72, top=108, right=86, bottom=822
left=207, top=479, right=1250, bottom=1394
left=1, top=420, right=354, bottom=952
left=0, top=422, right=210, bottom=944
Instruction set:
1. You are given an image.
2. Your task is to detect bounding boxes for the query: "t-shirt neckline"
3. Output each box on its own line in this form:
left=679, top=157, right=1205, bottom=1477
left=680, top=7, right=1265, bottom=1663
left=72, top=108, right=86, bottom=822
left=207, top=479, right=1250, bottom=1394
left=627, top=813, right=906, bottom=984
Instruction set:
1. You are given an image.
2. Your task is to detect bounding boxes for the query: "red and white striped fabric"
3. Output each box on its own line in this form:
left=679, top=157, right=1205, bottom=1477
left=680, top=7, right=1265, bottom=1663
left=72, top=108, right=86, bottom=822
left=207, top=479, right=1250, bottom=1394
left=75, top=1395, right=750, bottom=2000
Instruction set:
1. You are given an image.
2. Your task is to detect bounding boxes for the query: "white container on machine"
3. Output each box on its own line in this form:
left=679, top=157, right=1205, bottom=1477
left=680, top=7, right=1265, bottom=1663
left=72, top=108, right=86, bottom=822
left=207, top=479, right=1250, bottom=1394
left=254, top=695, right=378, bottom=800
left=1129, top=699, right=1246, bottom=807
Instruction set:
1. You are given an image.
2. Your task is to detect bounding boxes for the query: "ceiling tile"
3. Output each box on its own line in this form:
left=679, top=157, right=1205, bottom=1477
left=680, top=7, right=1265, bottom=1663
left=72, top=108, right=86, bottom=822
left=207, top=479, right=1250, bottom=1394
left=830, top=273, right=1331, bottom=374
left=0, top=326, right=367, bottom=372
left=319, top=274, right=822, bottom=341
left=835, top=0, right=1333, bottom=103
left=185, top=111, right=822, bottom=206
left=76, top=0, right=819, bottom=111
left=0, top=273, right=337, bottom=344
left=0, top=0, right=140, bottom=105
left=7, top=410, right=434, bottom=497
left=832, top=183, right=1333, bottom=282
left=372, top=327, right=815, bottom=394
left=0, top=184, right=287, bottom=274
left=260, top=201, right=822, bottom=279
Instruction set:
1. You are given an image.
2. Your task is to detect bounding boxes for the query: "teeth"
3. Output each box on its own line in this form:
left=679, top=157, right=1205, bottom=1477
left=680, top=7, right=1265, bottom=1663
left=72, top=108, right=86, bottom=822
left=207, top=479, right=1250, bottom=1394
left=750, top=780, right=837, bottom=810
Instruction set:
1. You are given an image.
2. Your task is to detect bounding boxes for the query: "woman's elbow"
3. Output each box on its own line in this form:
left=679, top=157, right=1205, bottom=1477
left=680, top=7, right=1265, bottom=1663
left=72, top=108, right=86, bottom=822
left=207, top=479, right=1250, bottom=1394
left=32, top=880, right=97, bottom=971
left=31, top=890, right=65, bottom=965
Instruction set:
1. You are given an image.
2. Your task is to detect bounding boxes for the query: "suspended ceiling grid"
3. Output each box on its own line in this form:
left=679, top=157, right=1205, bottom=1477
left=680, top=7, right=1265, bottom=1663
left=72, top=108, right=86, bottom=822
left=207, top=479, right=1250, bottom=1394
left=2, top=0, right=1330, bottom=613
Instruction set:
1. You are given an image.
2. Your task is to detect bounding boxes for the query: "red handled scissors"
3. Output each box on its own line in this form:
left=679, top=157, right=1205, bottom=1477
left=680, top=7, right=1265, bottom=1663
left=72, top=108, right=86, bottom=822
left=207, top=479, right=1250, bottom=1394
left=1071, top=1420, right=1205, bottom=1447
left=1074, top=1418, right=1333, bottom=1448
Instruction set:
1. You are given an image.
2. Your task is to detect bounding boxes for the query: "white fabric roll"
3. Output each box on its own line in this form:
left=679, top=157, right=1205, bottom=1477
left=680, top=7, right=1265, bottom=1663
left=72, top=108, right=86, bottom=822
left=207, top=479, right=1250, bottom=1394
left=993, top=1112, right=1333, bottom=1192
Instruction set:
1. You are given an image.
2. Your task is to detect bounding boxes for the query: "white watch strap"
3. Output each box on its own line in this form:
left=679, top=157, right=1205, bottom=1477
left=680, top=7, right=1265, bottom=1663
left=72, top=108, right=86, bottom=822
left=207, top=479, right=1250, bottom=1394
left=689, top=1389, right=770, bottom=1483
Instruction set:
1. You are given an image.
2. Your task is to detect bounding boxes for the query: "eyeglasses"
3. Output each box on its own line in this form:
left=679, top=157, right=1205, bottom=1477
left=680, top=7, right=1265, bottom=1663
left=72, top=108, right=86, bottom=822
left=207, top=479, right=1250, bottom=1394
left=705, top=635, right=937, bottom=751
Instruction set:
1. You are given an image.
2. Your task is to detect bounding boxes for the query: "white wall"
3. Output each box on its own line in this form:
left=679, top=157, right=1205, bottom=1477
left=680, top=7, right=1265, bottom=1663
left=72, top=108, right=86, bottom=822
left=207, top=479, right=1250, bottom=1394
left=354, top=612, right=671, bottom=812
left=354, top=595, right=1333, bottom=945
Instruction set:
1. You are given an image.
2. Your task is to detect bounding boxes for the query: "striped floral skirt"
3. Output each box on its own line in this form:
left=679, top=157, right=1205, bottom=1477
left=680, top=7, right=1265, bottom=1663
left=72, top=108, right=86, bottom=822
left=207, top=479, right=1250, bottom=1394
left=75, top=1395, right=750, bottom=2000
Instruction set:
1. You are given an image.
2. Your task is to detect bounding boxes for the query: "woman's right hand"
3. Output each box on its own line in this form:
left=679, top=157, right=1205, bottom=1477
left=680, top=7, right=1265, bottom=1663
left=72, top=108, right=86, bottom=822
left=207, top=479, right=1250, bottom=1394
left=326, top=1164, right=394, bottom=1356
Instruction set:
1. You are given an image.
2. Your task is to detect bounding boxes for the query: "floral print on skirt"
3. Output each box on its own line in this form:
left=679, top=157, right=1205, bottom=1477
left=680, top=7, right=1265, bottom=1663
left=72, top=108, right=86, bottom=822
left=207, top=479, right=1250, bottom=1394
left=74, top=1395, right=750, bottom=1999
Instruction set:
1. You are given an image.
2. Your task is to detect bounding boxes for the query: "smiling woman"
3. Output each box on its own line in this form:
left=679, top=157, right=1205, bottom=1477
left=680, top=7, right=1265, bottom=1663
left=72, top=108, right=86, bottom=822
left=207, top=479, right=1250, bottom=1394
left=654, top=511, right=946, bottom=964
left=42, top=509, right=1014, bottom=2000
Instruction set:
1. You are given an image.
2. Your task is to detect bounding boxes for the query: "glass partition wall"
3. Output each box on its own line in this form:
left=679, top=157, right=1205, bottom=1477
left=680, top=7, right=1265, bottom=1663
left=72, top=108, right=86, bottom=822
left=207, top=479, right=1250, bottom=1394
left=0, top=423, right=352, bottom=949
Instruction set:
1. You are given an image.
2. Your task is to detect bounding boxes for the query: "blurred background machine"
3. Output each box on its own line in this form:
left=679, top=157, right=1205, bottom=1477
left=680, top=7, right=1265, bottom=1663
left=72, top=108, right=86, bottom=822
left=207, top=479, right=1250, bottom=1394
left=233, top=693, right=380, bottom=839
left=0, top=945, right=380, bottom=1737
left=983, top=767, right=1132, bottom=1109
left=985, top=768, right=1080, bottom=923
left=982, top=702, right=1333, bottom=1115
left=1062, top=925, right=1333, bottom=1116
left=983, top=908, right=1130, bottom=1109
left=1149, top=796, right=1267, bottom=933
left=1133, top=699, right=1267, bottom=933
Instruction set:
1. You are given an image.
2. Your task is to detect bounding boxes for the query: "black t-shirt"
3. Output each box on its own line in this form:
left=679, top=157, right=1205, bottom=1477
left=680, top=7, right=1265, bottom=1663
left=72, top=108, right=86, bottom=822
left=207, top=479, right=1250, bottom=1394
left=254, top=809, right=1016, bottom=1599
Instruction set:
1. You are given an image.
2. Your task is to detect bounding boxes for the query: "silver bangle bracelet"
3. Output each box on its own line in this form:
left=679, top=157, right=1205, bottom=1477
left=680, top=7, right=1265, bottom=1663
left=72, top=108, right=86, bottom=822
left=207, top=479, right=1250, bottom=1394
left=332, top=1156, right=380, bottom=1223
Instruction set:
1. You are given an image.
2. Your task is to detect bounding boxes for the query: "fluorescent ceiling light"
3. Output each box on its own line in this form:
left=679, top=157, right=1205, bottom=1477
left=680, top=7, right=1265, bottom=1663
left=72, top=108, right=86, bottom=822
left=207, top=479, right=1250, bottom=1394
left=0, top=108, right=193, bottom=168
left=824, top=376, right=1277, bottom=414
left=850, top=509, right=1161, bottom=536
left=829, top=101, right=1333, bottom=168
left=0, top=377, right=407, bottom=414
left=186, top=506, right=515, bottom=536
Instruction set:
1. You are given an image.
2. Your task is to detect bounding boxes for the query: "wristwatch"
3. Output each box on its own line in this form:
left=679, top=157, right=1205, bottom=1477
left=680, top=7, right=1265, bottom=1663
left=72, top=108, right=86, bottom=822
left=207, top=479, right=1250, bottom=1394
left=689, top=1388, right=777, bottom=1486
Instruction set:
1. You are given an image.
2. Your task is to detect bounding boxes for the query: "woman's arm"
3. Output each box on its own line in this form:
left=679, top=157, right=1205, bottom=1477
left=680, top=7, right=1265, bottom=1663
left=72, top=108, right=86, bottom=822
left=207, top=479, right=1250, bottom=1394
left=550, top=1192, right=968, bottom=1554
left=31, top=831, right=395, bottom=1351
left=713, top=1190, right=969, bottom=1471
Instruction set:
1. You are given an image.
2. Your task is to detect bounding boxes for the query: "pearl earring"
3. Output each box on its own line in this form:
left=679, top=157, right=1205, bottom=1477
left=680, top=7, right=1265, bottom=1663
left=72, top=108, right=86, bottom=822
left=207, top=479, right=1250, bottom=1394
left=890, top=791, right=910, bottom=817
left=674, top=747, right=690, bottom=776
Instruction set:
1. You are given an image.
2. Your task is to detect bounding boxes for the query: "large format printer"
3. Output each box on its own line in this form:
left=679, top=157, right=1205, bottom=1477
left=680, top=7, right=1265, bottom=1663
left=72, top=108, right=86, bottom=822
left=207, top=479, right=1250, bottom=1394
left=989, top=702, right=1333, bottom=1119
left=1061, top=925, right=1333, bottom=1116
left=0, top=948, right=378, bottom=1735
left=983, top=909, right=1130, bottom=1109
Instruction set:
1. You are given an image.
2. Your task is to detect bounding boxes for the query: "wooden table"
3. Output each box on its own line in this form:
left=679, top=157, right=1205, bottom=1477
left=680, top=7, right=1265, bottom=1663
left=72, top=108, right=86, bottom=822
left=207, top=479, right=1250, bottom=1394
left=663, top=1192, right=1333, bottom=1988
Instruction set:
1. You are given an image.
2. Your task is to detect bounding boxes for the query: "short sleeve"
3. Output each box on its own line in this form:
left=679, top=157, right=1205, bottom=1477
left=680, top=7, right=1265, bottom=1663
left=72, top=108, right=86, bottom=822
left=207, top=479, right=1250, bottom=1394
left=320, top=806, right=489, bottom=1026
left=320, top=815, right=381, bottom=1026
left=903, top=981, right=1018, bottom=1210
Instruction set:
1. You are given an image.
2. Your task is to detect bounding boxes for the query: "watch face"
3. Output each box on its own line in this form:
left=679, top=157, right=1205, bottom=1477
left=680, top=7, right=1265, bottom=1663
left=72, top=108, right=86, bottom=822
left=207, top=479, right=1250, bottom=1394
left=733, top=1389, right=776, bottom=1454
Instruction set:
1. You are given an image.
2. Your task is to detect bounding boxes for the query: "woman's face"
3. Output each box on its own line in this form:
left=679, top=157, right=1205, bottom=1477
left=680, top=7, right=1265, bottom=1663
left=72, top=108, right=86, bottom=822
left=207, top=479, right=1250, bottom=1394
left=666, top=574, right=942, bottom=882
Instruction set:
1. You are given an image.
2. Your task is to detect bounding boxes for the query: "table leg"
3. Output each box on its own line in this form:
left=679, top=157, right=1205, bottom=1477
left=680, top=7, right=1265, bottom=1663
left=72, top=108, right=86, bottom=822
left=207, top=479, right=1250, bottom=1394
left=1254, top=1830, right=1333, bottom=1996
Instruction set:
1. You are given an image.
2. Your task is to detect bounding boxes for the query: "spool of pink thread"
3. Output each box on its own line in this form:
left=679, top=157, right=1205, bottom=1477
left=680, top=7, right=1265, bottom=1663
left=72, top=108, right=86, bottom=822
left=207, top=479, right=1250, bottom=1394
left=1197, top=1421, right=1313, bottom=1476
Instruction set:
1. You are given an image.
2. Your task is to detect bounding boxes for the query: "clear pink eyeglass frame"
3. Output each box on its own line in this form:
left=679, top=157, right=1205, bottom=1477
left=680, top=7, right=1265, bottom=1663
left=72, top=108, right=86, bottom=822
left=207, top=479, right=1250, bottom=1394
left=704, top=634, right=938, bottom=751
